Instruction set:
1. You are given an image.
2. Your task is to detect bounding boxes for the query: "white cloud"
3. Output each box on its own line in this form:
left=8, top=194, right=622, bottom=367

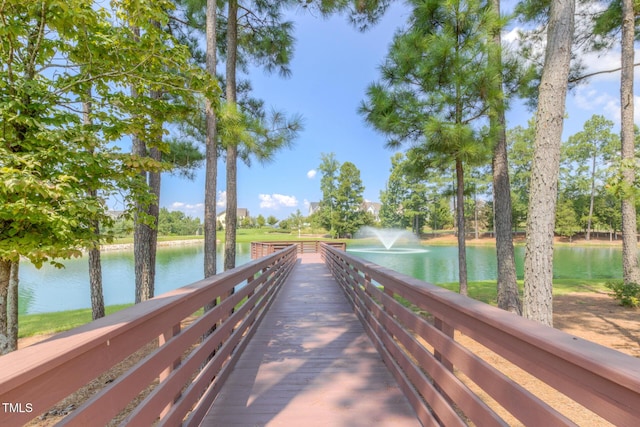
left=579, top=50, right=622, bottom=84
left=259, top=193, right=298, bottom=209
left=217, top=191, right=226, bottom=208
left=169, top=192, right=230, bottom=218
left=502, top=27, right=521, bottom=45
left=307, top=169, right=317, bottom=179
left=170, top=201, right=205, bottom=218
left=571, top=86, right=640, bottom=126
left=573, top=86, right=617, bottom=114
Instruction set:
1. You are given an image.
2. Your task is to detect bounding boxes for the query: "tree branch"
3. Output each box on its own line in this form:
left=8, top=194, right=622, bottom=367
left=570, top=62, right=640, bottom=83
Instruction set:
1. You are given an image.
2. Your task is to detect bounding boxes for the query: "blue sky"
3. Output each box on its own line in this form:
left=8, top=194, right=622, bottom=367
left=160, top=2, right=638, bottom=221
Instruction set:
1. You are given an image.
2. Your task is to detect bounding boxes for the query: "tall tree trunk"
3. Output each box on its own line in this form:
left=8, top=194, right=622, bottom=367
left=490, top=0, right=521, bottom=314
left=88, top=191, right=105, bottom=320
left=523, top=0, right=575, bottom=326
left=474, top=188, right=479, bottom=240
left=224, top=0, right=239, bottom=271
left=131, top=88, right=161, bottom=303
left=587, top=151, right=596, bottom=241
left=620, top=0, right=640, bottom=285
left=84, top=97, right=105, bottom=319
left=7, top=260, right=18, bottom=351
left=0, top=259, right=11, bottom=354
left=455, top=159, right=468, bottom=296
left=149, top=144, right=161, bottom=286
left=204, top=0, right=218, bottom=281
left=130, top=25, right=153, bottom=304
left=133, top=136, right=154, bottom=303
left=134, top=145, right=161, bottom=304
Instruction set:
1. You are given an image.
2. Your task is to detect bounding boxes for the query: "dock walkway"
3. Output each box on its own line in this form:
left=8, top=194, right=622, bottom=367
left=201, top=253, right=420, bottom=426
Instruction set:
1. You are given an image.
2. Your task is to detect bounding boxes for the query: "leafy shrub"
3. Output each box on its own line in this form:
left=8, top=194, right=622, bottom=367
left=605, top=281, right=640, bottom=308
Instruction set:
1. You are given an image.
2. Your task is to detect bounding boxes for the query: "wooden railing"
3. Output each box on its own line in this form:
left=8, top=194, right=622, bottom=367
left=251, top=240, right=346, bottom=259
left=0, top=245, right=297, bottom=427
left=321, top=243, right=640, bottom=426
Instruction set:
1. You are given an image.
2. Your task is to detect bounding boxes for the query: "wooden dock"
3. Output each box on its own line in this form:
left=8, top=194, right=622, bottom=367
left=200, top=253, right=420, bottom=426
left=4, top=242, right=639, bottom=426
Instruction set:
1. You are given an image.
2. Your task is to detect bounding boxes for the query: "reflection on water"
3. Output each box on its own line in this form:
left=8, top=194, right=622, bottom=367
left=19, top=242, right=623, bottom=314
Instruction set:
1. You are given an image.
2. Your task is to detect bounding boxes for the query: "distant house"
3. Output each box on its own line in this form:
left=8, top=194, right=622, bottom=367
left=217, top=208, right=250, bottom=228
left=106, top=210, right=125, bottom=219
left=308, top=202, right=321, bottom=216
left=361, top=201, right=381, bottom=222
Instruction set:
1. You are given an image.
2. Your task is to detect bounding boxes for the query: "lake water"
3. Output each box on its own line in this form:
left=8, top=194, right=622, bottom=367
left=19, top=243, right=252, bottom=315
left=18, top=242, right=623, bottom=315
left=347, top=244, right=623, bottom=283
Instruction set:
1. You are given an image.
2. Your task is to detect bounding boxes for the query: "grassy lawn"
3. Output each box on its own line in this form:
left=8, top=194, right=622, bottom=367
left=18, top=304, right=132, bottom=338
left=234, top=228, right=333, bottom=243
left=437, top=278, right=609, bottom=306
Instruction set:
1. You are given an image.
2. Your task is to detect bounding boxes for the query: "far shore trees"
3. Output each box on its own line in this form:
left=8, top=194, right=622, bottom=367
left=318, top=153, right=341, bottom=235
left=379, top=153, right=428, bottom=234
left=561, top=115, right=619, bottom=241
left=316, top=154, right=371, bottom=237
left=334, top=162, right=370, bottom=237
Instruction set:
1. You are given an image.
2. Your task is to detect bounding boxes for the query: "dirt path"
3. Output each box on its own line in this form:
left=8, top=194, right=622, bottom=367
left=553, top=292, right=640, bottom=358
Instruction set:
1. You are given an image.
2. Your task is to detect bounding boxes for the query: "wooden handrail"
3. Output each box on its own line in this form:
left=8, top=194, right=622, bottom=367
left=0, top=245, right=297, bottom=427
left=250, top=240, right=346, bottom=259
left=320, top=243, right=640, bottom=426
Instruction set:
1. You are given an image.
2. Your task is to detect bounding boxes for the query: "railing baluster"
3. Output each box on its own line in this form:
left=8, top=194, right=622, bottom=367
left=433, top=317, right=454, bottom=373
left=159, top=323, right=182, bottom=418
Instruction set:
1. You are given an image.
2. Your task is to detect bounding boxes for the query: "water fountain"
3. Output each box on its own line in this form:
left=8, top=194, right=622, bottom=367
left=350, top=227, right=428, bottom=254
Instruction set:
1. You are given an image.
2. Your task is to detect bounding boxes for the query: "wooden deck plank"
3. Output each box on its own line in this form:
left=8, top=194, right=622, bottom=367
left=200, top=254, right=421, bottom=427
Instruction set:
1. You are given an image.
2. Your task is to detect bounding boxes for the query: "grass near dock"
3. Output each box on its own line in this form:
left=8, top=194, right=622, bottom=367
left=18, top=304, right=132, bottom=338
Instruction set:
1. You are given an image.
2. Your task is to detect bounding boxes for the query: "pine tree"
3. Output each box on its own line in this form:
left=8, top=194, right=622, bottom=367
left=360, top=0, right=498, bottom=295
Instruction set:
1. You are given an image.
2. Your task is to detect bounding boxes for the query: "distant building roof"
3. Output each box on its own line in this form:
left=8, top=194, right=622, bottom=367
left=106, top=210, right=125, bottom=219
left=308, top=202, right=321, bottom=215
left=361, top=201, right=381, bottom=220
left=217, top=208, right=250, bottom=219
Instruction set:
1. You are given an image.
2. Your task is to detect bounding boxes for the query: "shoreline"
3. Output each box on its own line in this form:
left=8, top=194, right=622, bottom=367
left=98, top=234, right=627, bottom=251
left=420, top=234, right=625, bottom=247
left=100, top=238, right=205, bottom=252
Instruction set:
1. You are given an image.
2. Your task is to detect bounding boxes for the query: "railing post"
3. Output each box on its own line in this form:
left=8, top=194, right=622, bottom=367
left=159, top=323, right=181, bottom=418
left=434, top=317, right=454, bottom=372
left=245, top=272, right=258, bottom=328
